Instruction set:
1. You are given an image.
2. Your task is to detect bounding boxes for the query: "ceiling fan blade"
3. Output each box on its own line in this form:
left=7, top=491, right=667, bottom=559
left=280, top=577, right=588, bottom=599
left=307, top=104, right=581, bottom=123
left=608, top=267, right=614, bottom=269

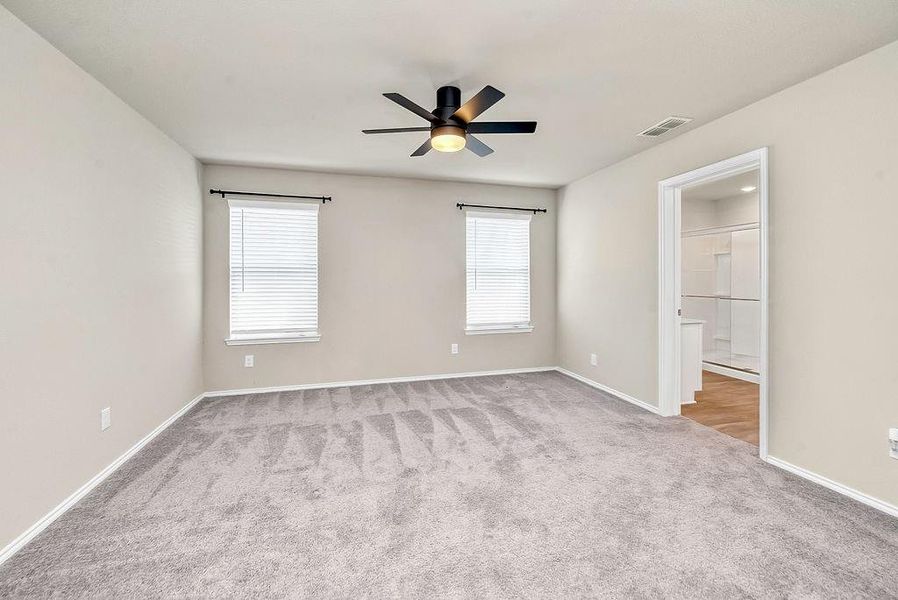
left=410, top=138, right=432, bottom=157
left=451, top=86, right=505, bottom=123
left=466, top=121, right=537, bottom=134
left=383, top=93, right=441, bottom=124
left=465, top=134, right=493, bottom=157
left=362, top=127, right=431, bottom=134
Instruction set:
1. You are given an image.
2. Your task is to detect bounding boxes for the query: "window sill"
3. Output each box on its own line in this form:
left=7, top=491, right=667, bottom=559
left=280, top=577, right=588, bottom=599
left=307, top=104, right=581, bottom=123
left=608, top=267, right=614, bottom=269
left=225, top=334, right=320, bottom=346
left=465, top=325, right=534, bottom=336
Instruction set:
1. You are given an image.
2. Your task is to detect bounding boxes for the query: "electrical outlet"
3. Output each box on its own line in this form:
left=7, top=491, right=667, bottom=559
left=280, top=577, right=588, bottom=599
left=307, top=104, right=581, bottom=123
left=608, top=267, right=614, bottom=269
left=451, top=343, right=459, bottom=355
left=244, top=355, right=254, bottom=368
left=100, top=407, right=111, bottom=431
left=590, top=353, right=598, bottom=366
left=889, top=428, right=898, bottom=459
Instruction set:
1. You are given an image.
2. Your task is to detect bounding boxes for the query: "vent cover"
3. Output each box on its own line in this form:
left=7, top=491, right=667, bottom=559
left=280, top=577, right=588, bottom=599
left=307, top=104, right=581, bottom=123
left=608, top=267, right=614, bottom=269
left=638, top=116, right=692, bottom=137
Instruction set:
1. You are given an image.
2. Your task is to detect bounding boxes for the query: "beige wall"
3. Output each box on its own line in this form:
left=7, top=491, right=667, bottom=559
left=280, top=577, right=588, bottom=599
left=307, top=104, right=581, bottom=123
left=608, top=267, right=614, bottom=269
left=0, top=7, right=204, bottom=550
left=203, top=165, right=556, bottom=392
left=558, top=40, right=898, bottom=506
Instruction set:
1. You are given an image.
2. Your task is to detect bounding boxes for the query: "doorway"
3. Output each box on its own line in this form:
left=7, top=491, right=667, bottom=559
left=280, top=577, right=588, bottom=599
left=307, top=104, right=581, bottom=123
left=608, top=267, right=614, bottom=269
left=657, top=149, right=769, bottom=457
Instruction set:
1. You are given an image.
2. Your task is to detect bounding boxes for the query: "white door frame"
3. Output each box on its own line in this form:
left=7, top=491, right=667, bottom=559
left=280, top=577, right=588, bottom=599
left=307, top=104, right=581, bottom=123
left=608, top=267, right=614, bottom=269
left=657, top=147, right=769, bottom=458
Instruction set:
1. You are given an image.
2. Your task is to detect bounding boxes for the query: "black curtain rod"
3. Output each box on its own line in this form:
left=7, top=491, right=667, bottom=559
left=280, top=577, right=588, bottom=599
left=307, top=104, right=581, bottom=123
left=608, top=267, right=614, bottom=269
left=456, top=202, right=547, bottom=214
left=210, top=189, right=332, bottom=203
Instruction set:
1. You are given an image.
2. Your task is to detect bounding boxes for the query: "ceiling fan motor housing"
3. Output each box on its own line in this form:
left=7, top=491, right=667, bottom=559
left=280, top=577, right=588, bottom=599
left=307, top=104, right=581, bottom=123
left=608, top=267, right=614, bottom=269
left=435, top=86, right=463, bottom=124
left=432, top=86, right=466, bottom=149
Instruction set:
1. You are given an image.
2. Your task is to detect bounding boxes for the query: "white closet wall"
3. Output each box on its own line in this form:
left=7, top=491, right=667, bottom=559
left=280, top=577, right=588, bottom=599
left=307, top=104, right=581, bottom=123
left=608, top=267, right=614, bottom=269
left=730, top=229, right=760, bottom=358
left=681, top=189, right=760, bottom=373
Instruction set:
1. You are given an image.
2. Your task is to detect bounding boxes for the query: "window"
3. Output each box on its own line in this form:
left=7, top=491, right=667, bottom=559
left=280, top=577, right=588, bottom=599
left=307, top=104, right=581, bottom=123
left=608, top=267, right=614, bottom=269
left=227, top=199, right=319, bottom=344
left=465, top=211, right=533, bottom=334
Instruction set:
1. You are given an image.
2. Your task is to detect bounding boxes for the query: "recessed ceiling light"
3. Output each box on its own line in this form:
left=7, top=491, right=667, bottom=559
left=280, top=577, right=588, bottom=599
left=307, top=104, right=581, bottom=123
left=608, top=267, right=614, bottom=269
left=741, top=186, right=757, bottom=192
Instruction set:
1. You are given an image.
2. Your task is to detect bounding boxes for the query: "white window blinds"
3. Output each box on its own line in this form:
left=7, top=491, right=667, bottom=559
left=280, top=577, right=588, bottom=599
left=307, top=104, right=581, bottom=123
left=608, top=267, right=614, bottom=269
left=465, top=211, right=532, bottom=332
left=228, top=199, right=319, bottom=343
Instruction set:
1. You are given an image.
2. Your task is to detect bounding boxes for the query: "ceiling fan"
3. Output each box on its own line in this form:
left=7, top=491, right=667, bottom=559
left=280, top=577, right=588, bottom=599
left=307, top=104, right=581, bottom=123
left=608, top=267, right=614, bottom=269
left=362, top=85, right=537, bottom=157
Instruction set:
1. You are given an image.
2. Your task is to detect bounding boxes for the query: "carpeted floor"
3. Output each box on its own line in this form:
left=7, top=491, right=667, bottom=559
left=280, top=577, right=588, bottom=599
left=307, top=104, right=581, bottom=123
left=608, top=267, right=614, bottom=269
left=1, top=372, right=895, bottom=598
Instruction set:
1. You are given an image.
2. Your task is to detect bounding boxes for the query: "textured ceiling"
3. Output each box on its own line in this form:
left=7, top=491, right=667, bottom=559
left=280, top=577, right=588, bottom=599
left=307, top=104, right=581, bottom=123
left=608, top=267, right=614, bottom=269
left=5, top=0, right=898, bottom=187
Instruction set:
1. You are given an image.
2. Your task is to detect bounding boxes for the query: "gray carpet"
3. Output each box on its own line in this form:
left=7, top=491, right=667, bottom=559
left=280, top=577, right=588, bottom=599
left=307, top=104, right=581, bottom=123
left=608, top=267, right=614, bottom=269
left=1, top=372, right=895, bottom=598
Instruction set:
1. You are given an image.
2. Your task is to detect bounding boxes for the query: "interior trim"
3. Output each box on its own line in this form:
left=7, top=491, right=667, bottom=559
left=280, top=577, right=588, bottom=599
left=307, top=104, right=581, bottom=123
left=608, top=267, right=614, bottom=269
left=0, top=391, right=206, bottom=568
left=225, top=335, right=321, bottom=346
left=5, top=366, right=894, bottom=570
left=205, top=366, right=556, bottom=398
left=554, top=367, right=662, bottom=415
left=764, top=456, right=898, bottom=518
left=2, top=367, right=555, bottom=568
left=557, top=368, right=897, bottom=520
left=657, top=147, right=770, bottom=459
left=464, top=326, right=534, bottom=336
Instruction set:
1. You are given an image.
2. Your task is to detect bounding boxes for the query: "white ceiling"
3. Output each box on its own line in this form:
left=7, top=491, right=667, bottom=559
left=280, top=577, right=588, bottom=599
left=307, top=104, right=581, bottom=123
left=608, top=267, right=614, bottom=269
left=683, top=170, right=759, bottom=203
left=5, top=1, right=898, bottom=188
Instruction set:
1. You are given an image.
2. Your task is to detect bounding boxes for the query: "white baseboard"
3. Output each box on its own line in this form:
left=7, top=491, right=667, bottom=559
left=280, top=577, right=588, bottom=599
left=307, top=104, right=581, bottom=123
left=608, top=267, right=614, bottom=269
left=2, top=365, right=556, bottom=565
left=702, top=362, right=760, bottom=384
left=0, top=391, right=205, bottom=567
left=554, top=367, right=661, bottom=415
left=6, top=369, right=894, bottom=569
left=556, top=369, right=897, bottom=519
left=205, top=366, right=557, bottom=398
left=764, top=456, right=898, bottom=518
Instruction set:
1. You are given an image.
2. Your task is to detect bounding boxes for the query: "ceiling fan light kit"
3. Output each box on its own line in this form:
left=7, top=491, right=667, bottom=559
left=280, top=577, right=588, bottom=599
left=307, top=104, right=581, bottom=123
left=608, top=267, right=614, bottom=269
left=430, top=125, right=466, bottom=152
left=363, top=85, right=537, bottom=157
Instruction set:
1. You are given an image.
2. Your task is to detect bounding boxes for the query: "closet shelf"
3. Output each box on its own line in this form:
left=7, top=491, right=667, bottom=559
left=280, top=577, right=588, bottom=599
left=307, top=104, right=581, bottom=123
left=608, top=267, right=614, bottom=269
left=681, top=222, right=760, bottom=237
left=681, top=294, right=760, bottom=301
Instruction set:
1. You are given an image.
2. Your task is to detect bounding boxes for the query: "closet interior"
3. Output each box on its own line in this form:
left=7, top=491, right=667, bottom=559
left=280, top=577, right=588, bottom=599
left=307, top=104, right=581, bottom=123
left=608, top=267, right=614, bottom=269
left=682, top=172, right=760, bottom=379
left=679, top=168, right=761, bottom=446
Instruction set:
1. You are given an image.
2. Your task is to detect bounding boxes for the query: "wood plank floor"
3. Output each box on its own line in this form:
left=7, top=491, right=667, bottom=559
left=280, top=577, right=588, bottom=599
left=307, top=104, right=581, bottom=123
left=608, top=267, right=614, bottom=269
left=682, top=371, right=759, bottom=446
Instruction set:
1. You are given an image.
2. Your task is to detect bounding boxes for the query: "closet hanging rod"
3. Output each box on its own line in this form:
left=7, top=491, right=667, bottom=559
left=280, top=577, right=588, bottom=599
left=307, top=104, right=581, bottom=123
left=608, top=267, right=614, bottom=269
left=456, top=203, right=547, bottom=214
left=210, top=189, right=332, bottom=203
left=681, top=222, right=758, bottom=237
left=682, top=294, right=760, bottom=301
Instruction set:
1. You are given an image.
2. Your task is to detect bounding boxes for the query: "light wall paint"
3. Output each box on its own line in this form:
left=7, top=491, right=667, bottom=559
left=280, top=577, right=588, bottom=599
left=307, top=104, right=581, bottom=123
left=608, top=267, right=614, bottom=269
left=557, top=40, right=898, bottom=506
left=0, top=6, right=203, bottom=551
left=203, top=165, right=556, bottom=392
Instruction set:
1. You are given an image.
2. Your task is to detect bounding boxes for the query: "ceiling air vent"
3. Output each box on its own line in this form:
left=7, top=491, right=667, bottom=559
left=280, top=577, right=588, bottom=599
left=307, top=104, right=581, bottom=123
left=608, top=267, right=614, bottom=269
left=638, top=116, right=692, bottom=137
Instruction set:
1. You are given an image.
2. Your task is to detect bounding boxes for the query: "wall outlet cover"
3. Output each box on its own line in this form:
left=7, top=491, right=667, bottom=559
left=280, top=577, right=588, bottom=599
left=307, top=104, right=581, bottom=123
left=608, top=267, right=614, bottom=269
left=100, top=407, right=111, bottom=431
left=244, top=355, right=254, bottom=368
left=889, top=428, right=898, bottom=459
left=590, top=353, right=598, bottom=366
left=451, top=343, right=459, bottom=355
